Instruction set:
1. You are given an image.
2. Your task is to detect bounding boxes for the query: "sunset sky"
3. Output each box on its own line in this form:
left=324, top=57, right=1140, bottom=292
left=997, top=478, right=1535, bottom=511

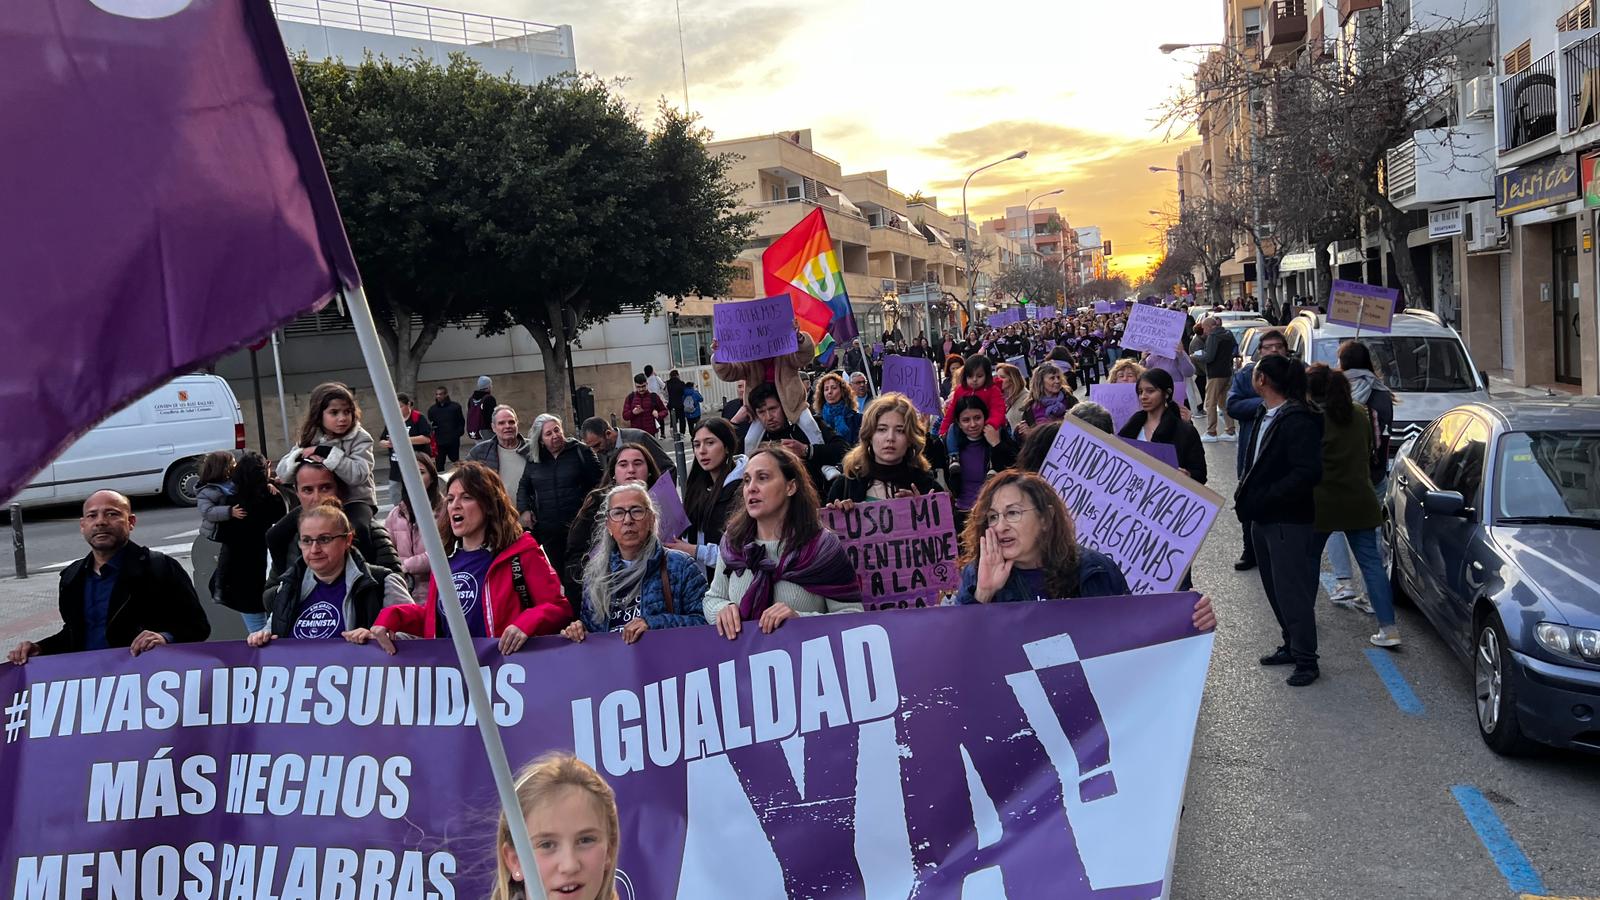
left=429, top=0, right=1224, bottom=277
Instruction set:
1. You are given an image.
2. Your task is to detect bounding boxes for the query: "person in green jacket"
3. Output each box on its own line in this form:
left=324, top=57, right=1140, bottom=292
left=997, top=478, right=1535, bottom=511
left=1306, top=364, right=1400, bottom=648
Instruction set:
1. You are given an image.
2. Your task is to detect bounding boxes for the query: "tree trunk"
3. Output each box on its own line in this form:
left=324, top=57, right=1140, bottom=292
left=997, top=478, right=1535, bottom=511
left=1314, top=241, right=1333, bottom=308
left=522, top=308, right=573, bottom=427
left=1376, top=197, right=1427, bottom=311
left=1206, top=265, right=1225, bottom=306
left=389, top=315, right=442, bottom=399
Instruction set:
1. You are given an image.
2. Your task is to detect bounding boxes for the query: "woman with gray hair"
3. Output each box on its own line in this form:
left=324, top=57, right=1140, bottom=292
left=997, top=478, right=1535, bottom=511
left=516, top=413, right=601, bottom=598
left=560, top=483, right=708, bottom=644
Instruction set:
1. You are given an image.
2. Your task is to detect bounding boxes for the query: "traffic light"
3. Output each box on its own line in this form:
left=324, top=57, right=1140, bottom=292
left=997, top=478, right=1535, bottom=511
left=1018, top=291, right=1030, bottom=306
left=1103, top=240, right=1113, bottom=256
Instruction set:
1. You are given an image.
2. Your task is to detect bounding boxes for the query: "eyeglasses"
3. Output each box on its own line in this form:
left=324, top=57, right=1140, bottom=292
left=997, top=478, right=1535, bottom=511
left=985, top=506, right=1037, bottom=528
left=606, top=507, right=650, bottom=523
left=297, top=533, right=349, bottom=547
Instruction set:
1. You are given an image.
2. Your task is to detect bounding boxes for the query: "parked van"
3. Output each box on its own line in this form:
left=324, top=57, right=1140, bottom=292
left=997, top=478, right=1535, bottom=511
left=13, top=374, right=244, bottom=509
left=1283, top=308, right=1490, bottom=451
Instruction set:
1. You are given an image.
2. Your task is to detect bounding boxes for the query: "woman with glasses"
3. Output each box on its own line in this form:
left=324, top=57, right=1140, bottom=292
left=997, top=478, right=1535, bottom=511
left=248, top=500, right=410, bottom=646
left=953, top=471, right=1217, bottom=629
left=704, top=447, right=862, bottom=639
left=560, top=484, right=707, bottom=645
left=357, top=461, right=570, bottom=655
left=566, top=443, right=662, bottom=586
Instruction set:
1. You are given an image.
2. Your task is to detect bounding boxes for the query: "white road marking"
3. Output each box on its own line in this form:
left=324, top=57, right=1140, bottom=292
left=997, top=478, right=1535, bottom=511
left=166, top=528, right=200, bottom=540
left=36, top=541, right=195, bottom=573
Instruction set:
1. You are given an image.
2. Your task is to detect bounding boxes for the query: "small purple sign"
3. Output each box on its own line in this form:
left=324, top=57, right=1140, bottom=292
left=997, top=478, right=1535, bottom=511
left=650, top=471, right=692, bottom=541
left=881, top=355, right=941, bottom=415
left=1038, top=414, right=1224, bottom=593
left=821, top=492, right=959, bottom=610
left=1120, top=302, right=1188, bottom=355
left=714, top=294, right=798, bottom=363
left=1007, top=354, right=1030, bottom=379
left=1125, top=438, right=1180, bottom=470
left=1326, top=279, right=1399, bottom=333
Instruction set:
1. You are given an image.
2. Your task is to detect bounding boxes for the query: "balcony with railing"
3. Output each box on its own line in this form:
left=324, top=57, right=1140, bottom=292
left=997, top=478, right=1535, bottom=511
left=1383, top=122, right=1495, bottom=211
left=1564, top=30, right=1600, bottom=133
left=1338, top=0, right=1382, bottom=24
left=270, top=0, right=571, bottom=56
left=1264, top=0, right=1308, bottom=62
left=1500, top=50, right=1560, bottom=152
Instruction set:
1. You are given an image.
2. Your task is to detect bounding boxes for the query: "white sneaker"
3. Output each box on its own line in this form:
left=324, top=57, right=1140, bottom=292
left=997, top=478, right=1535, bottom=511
left=1201, top=433, right=1221, bottom=443
left=1328, top=580, right=1360, bottom=608
left=1370, top=625, right=1402, bottom=648
left=1220, top=432, right=1237, bottom=442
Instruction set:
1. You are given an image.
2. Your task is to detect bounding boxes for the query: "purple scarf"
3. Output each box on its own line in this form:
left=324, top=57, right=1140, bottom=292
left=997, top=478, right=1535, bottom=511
left=719, top=530, right=862, bottom=620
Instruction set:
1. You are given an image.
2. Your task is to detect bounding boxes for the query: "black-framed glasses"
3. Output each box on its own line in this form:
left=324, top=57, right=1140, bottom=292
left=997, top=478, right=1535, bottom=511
left=606, top=507, right=650, bottom=523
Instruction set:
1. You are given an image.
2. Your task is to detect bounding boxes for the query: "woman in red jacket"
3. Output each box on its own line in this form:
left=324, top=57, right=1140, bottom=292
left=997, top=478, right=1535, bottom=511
left=354, top=461, right=570, bottom=655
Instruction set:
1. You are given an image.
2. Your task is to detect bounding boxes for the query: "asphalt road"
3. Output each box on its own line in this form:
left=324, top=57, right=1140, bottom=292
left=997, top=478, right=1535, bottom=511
left=5, top=441, right=1598, bottom=897
left=1172, top=437, right=1600, bottom=900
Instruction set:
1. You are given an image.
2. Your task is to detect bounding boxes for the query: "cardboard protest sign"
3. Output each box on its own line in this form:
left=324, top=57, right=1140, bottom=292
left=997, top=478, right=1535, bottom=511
left=1326, top=279, right=1399, bottom=333
left=1007, top=355, right=1030, bottom=379
left=1125, top=437, right=1180, bottom=470
left=1039, top=305, right=1058, bottom=320
left=1120, top=302, right=1188, bottom=355
left=649, top=471, right=692, bottom=540
left=881, top=355, right=941, bottom=414
left=1094, top=301, right=1116, bottom=314
left=1091, top=382, right=1187, bottom=432
left=821, top=492, right=960, bottom=610
left=1037, top=415, right=1223, bottom=593
left=713, top=294, right=798, bottom=363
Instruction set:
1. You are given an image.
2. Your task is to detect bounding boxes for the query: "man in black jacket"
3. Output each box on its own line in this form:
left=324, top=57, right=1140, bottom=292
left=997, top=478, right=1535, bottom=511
left=1235, top=355, right=1325, bottom=686
left=427, top=386, right=466, bottom=470
left=1195, top=316, right=1238, bottom=442
left=746, top=381, right=848, bottom=495
left=8, top=491, right=209, bottom=663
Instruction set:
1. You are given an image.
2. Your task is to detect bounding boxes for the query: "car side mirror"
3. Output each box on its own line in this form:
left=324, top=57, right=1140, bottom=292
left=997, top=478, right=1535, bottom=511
left=1478, top=369, right=1490, bottom=390
left=1422, top=490, right=1469, bottom=518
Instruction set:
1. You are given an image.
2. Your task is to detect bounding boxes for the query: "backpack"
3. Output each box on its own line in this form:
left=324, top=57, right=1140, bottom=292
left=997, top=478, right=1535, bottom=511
left=683, top=388, right=702, bottom=418
left=409, top=410, right=438, bottom=459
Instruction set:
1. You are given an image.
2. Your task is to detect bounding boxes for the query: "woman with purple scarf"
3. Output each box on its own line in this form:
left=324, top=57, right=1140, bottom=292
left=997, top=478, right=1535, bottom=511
left=704, top=447, right=862, bottom=638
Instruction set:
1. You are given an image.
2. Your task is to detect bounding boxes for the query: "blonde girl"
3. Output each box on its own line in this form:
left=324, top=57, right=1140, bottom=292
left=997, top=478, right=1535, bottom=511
left=491, top=753, right=620, bottom=900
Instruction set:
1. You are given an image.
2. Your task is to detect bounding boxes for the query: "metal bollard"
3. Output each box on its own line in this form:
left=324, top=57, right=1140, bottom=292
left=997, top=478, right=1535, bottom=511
left=10, top=502, right=25, bottom=579
left=673, top=438, right=688, bottom=490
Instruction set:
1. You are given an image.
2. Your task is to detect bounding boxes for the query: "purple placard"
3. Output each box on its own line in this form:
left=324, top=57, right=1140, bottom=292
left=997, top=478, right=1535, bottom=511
left=1120, top=302, right=1188, bottom=355
left=1125, top=438, right=1180, bottom=470
left=650, top=471, right=692, bottom=540
left=821, top=492, right=960, bottom=610
left=1090, top=383, right=1187, bottom=432
left=713, top=294, right=798, bottom=363
left=871, top=341, right=884, bottom=356
left=1094, top=301, right=1114, bottom=314
left=1039, top=305, right=1058, bottom=320
left=0, top=597, right=1212, bottom=898
left=881, top=355, right=941, bottom=414
left=1326, top=279, right=1400, bottom=333
left=1007, top=354, right=1030, bottom=379
left=1038, top=414, right=1224, bottom=593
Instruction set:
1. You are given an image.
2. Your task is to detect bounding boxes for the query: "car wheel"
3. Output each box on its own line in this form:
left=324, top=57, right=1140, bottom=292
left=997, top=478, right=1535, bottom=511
left=1475, top=616, right=1534, bottom=756
left=164, top=459, right=200, bottom=506
left=1383, top=516, right=1413, bottom=608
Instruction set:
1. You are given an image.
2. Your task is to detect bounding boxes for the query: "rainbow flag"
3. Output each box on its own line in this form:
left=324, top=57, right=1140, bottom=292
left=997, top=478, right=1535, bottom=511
left=762, top=206, right=857, bottom=363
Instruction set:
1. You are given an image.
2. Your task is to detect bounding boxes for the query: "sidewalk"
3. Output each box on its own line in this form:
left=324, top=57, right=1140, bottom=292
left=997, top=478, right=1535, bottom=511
left=1485, top=372, right=1583, bottom=401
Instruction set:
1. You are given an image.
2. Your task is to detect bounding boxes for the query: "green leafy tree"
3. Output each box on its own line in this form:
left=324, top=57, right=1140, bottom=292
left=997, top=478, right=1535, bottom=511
left=481, top=79, right=757, bottom=422
left=294, top=53, right=519, bottom=396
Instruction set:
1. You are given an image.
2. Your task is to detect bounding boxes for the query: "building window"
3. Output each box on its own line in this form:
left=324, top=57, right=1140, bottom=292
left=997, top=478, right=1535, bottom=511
left=669, top=316, right=713, bottom=368
left=1243, top=6, right=1261, bottom=47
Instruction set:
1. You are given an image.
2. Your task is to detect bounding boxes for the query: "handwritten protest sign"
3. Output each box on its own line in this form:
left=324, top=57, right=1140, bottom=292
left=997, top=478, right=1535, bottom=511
left=1039, top=305, right=1058, bottom=320
left=821, top=492, right=960, bottom=609
left=1120, top=302, right=1188, bottom=355
left=1091, top=382, right=1187, bottom=432
left=1007, top=355, right=1030, bottom=379
left=713, top=294, right=797, bottom=363
left=1037, top=415, right=1223, bottom=593
left=649, top=471, right=691, bottom=540
left=1327, top=279, right=1399, bottom=333
left=881, top=355, right=941, bottom=414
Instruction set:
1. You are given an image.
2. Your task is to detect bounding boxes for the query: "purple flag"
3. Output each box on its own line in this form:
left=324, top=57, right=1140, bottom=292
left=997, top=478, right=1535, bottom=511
left=0, top=0, right=359, bottom=503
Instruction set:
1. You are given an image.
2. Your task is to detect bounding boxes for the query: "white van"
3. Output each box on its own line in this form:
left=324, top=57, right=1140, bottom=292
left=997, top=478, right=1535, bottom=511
left=13, top=374, right=244, bottom=509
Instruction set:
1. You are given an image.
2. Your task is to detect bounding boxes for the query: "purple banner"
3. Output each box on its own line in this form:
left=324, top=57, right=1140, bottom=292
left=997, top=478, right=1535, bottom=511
left=649, top=471, right=691, bottom=541
left=1037, top=415, right=1224, bottom=593
left=714, top=294, right=798, bottom=363
left=0, top=0, right=361, bottom=504
left=1326, top=279, right=1399, bottom=333
left=0, top=598, right=1212, bottom=898
left=1039, top=305, right=1059, bottom=320
left=880, top=355, right=941, bottom=415
left=821, top=492, right=959, bottom=609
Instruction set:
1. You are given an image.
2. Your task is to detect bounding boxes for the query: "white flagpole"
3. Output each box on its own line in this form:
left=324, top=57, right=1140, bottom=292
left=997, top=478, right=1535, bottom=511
left=342, top=284, right=546, bottom=900
left=270, top=330, right=292, bottom=454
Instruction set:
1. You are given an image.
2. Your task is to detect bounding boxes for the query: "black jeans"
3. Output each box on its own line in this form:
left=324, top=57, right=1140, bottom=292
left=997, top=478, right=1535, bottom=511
left=1252, top=521, right=1319, bottom=667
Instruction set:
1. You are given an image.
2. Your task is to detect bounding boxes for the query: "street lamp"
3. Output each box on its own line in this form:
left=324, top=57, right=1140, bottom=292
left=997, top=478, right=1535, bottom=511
left=1024, top=188, right=1065, bottom=291
left=962, top=150, right=1028, bottom=324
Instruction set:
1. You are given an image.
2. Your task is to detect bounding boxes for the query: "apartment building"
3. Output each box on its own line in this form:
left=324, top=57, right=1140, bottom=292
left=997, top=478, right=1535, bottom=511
left=667, top=129, right=1019, bottom=372
left=1074, top=226, right=1109, bottom=284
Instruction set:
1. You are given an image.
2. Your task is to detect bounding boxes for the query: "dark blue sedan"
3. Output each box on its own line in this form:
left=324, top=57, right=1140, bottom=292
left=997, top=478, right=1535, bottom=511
left=1383, top=401, right=1600, bottom=754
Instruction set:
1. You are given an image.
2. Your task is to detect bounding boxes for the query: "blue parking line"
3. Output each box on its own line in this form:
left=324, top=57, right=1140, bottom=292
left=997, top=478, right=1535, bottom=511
left=1450, top=785, right=1547, bottom=896
left=1363, top=648, right=1424, bottom=716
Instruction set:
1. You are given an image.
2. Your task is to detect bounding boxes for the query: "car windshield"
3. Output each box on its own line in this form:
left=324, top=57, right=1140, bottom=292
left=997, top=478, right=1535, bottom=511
left=1493, top=431, right=1600, bottom=522
left=1311, top=336, right=1476, bottom=392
